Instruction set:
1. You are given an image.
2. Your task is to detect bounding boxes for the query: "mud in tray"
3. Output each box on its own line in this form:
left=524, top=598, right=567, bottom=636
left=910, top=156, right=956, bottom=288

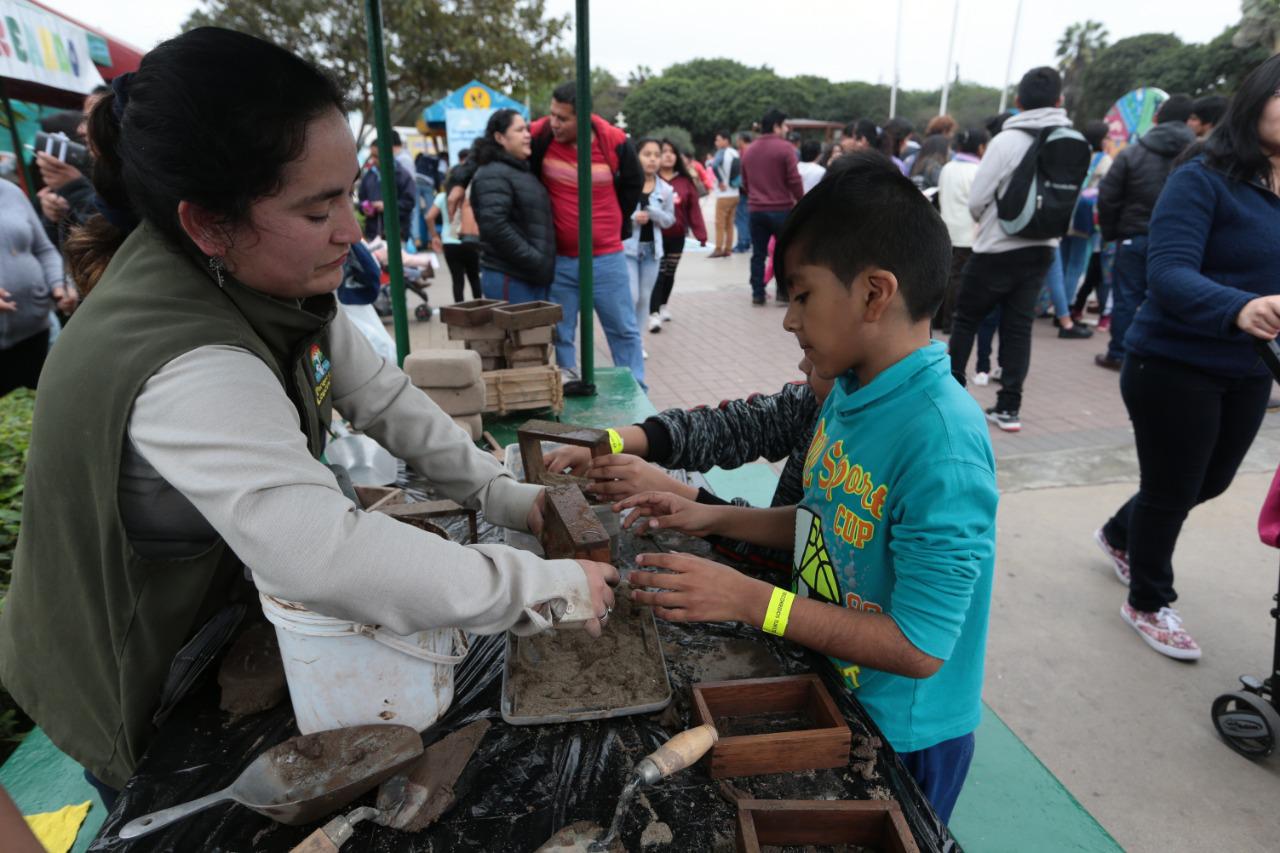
left=501, top=586, right=672, bottom=724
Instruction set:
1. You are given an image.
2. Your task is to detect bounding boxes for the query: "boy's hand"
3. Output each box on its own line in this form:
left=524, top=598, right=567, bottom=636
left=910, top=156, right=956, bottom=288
left=613, top=490, right=719, bottom=538
left=543, top=445, right=592, bottom=477
left=586, top=454, right=697, bottom=501
left=630, top=552, right=771, bottom=623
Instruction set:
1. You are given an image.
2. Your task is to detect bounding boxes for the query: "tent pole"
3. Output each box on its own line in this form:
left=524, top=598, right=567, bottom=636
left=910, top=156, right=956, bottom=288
left=574, top=0, right=594, bottom=389
left=364, top=0, right=411, bottom=366
left=0, top=81, right=36, bottom=206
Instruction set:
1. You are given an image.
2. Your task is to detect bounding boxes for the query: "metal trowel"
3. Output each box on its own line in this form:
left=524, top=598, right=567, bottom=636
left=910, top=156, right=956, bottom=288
left=536, top=723, right=719, bottom=853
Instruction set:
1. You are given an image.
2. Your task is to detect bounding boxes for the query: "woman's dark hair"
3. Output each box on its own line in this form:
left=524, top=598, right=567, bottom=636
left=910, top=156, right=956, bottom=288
left=1205, top=53, right=1280, bottom=189
left=853, top=118, right=879, bottom=148
left=65, top=27, right=345, bottom=293
left=984, top=111, right=1013, bottom=137
left=800, top=139, right=822, bottom=163
left=635, top=136, right=662, bottom=155
left=953, top=127, right=990, bottom=155
left=1082, top=120, right=1109, bottom=153
left=474, top=108, right=522, bottom=165
left=909, top=134, right=950, bottom=178
left=658, top=139, right=694, bottom=184
left=879, top=118, right=913, bottom=159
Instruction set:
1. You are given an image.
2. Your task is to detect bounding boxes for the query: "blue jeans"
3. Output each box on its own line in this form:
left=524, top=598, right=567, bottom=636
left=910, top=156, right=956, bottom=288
left=1059, top=235, right=1092, bottom=311
left=480, top=268, right=549, bottom=304
left=627, top=242, right=660, bottom=333
left=1106, top=235, right=1149, bottom=362
left=1043, top=245, right=1070, bottom=319
left=749, top=210, right=790, bottom=301
left=899, top=731, right=975, bottom=824
left=551, top=251, right=645, bottom=388
left=733, top=193, right=751, bottom=251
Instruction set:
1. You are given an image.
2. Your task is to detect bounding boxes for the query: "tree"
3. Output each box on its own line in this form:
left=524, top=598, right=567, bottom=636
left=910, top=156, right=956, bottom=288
left=1235, top=0, right=1280, bottom=54
left=182, top=0, right=572, bottom=142
left=1076, top=33, right=1187, bottom=121
left=643, top=125, right=694, bottom=155
left=1056, top=20, right=1109, bottom=116
left=590, top=67, right=628, bottom=126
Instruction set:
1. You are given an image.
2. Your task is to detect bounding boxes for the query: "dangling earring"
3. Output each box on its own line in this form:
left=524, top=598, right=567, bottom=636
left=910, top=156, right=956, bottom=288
left=208, top=256, right=226, bottom=288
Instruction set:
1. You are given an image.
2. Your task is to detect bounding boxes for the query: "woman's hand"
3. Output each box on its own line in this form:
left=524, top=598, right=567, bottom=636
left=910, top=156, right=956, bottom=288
left=430, top=236, right=443, bottom=254
left=34, top=152, right=81, bottom=191
left=576, top=559, right=620, bottom=638
left=634, top=211, right=650, bottom=226
left=51, top=285, right=78, bottom=314
left=586, top=454, right=697, bottom=501
left=629, top=552, right=770, bottom=624
left=1237, top=296, right=1280, bottom=339
left=0, top=289, right=16, bottom=313
left=37, top=187, right=69, bottom=224
left=613, top=490, right=720, bottom=538
left=543, top=445, right=593, bottom=477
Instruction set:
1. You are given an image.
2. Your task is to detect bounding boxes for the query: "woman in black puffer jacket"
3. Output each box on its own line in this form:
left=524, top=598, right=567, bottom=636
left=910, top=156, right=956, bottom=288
left=470, top=109, right=556, bottom=302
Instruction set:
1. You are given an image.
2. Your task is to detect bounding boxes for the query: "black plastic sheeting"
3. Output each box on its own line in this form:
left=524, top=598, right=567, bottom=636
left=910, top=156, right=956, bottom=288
left=90, top=495, right=958, bottom=853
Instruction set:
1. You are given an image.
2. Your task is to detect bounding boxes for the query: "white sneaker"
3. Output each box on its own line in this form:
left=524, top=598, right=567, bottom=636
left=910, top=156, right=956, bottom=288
left=973, top=372, right=990, bottom=386
left=643, top=349, right=649, bottom=359
left=990, top=366, right=1003, bottom=381
left=648, top=313, right=661, bottom=333
left=659, top=305, right=672, bottom=322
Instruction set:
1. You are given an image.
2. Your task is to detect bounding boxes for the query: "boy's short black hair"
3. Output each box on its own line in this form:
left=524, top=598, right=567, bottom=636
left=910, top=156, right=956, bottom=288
left=773, top=150, right=952, bottom=322
left=1157, top=93, right=1194, bottom=124
left=552, top=80, right=576, bottom=106
left=715, top=129, right=731, bottom=141
left=800, top=139, right=822, bottom=162
left=1191, top=95, right=1228, bottom=127
left=1082, top=119, right=1109, bottom=152
left=1016, top=67, right=1062, bottom=110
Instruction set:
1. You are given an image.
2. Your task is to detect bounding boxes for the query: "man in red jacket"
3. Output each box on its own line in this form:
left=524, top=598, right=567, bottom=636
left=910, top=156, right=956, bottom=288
left=528, top=81, right=644, bottom=391
left=741, top=108, right=804, bottom=306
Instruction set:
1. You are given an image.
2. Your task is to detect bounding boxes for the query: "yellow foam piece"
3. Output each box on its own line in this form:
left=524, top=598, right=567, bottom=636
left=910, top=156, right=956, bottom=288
left=24, top=800, right=91, bottom=853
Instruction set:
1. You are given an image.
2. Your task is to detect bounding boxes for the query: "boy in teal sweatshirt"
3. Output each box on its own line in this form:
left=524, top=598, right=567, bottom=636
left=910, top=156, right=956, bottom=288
left=621, top=152, right=998, bottom=821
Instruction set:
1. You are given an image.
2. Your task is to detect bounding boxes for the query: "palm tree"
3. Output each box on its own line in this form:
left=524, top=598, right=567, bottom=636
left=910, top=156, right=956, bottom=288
left=1056, top=20, right=1110, bottom=116
left=1234, top=0, right=1280, bottom=54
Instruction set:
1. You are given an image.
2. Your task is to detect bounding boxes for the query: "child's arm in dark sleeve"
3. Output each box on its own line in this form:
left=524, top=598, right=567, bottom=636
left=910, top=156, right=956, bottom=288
left=649, top=383, right=816, bottom=472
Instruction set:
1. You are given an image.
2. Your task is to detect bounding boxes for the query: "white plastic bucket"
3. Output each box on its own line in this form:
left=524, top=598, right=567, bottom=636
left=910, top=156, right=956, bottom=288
left=259, top=592, right=468, bottom=734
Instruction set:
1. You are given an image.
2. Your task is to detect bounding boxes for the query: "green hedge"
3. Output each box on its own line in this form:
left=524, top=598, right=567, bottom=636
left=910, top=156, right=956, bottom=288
left=0, top=388, right=34, bottom=756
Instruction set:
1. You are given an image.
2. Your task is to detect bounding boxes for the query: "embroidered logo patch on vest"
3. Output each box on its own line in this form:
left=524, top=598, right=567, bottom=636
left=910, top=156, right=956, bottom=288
left=309, top=343, right=332, bottom=405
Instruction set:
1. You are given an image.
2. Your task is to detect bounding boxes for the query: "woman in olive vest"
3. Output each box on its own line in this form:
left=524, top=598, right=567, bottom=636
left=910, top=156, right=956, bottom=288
left=0, top=27, right=618, bottom=800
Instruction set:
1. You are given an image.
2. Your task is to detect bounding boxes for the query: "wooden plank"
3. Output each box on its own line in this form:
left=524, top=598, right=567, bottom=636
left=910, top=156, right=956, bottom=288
left=377, top=499, right=478, bottom=543
left=516, top=420, right=610, bottom=485
left=735, top=800, right=919, bottom=853
left=693, top=675, right=852, bottom=778
left=439, top=298, right=505, bottom=327
left=354, top=485, right=405, bottom=513
left=491, top=300, right=563, bottom=331
left=540, top=484, right=610, bottom=561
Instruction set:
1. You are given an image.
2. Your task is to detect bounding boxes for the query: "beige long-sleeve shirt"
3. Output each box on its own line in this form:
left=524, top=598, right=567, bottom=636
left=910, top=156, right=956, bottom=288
left=127, top=309, right=593, bottom=637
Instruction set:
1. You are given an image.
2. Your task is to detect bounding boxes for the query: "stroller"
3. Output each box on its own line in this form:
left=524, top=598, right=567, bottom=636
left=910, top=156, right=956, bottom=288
left=366, top=237, right=439, bottom=322
left=1210, top=338, right=1280, bottom=758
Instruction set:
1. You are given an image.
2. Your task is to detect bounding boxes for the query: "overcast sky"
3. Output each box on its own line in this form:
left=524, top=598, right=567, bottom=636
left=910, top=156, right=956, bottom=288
left=50, top=0, right=1241, bottom=92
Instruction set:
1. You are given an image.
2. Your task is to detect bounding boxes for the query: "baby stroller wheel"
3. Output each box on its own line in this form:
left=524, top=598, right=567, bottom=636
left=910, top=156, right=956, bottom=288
left=1211, top=691, right=1280, bottom=758
left=414, top=302, right=431, bottom=321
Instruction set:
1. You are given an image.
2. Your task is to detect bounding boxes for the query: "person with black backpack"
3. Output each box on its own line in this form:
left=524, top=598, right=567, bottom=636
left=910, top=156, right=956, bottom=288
left=946, top=66, right=1091, bottom=433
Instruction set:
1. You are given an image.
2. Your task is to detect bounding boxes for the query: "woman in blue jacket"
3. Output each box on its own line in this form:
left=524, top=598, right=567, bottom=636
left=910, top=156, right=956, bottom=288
left=1094, top=55, right=1280, bottom=660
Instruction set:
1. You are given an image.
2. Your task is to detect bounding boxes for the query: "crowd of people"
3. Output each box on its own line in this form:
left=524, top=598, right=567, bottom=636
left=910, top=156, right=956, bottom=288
left=1, top=21, right=1278, bottom=837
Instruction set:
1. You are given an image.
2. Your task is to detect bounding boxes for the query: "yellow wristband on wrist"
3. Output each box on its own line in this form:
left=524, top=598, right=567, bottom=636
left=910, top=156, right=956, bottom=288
left=762, top=587, right=796, bottom=637
left=606, top=428, right=625, bottom=455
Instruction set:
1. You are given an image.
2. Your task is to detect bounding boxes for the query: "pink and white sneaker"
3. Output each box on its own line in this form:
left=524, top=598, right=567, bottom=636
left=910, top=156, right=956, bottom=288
left=1094, top=528, right=1130, bottom=585
left=1121, top=603, right=1201, bottom=661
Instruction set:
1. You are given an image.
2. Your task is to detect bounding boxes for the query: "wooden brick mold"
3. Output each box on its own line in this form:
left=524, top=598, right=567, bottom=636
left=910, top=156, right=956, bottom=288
left=377, top=499, right=479, bottom=543
left=540, top=484, right=610, bottom=561
left=439, top=298, right=505, bottom=327
left=692, top=674, right=851, bottom=778
left=735, top=800, right=919, bottom=853
left=516, top=419, right=611, bottom=486
left=491, top=300, right=563, bottom=331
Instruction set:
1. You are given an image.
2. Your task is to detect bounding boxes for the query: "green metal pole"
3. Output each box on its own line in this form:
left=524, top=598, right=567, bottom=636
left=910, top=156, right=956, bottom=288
left=574, top=0, right=594, bottom=388
left=0, top=83, right=36, bottom=207
left=364, top=0, right=411, bottom=366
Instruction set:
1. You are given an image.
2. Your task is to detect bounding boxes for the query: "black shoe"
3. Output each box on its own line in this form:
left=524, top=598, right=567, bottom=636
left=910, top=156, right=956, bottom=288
left=1058, top=324, right=1093, bottom=339
left=985, top=408, right=1021, bottom=432
left=752, top=297, right=766, bottom=306
left=1094, top=354, right=1122, bottom=371
left=562, top=380, right=597, bottom=397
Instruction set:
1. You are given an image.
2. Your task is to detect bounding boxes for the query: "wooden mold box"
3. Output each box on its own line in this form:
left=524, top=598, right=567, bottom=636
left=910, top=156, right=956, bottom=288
left=439, top=298, right=506, bottom=327
left=540, top=484, right=610, bottom=561
left=377, top=499, right=479, bottom=543
left=491, top=300, right=563, bottom=331
left=735, top=800, right=919, bottom=853
left=484, top=366, right=563, bottom=415
left=692, top=674, right=851, bottom=778
left=516, top=419, right=611, bottom=485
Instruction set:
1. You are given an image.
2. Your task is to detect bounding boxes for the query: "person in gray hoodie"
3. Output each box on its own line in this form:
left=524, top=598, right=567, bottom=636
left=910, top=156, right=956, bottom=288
left=946, top=66, right=1072, bottom=433
left=1094, top=95, right=1197, bottom=370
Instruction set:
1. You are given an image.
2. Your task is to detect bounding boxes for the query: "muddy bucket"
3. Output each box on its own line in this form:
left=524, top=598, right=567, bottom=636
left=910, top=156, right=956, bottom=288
left=260, top=592, right=468, bottom=734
